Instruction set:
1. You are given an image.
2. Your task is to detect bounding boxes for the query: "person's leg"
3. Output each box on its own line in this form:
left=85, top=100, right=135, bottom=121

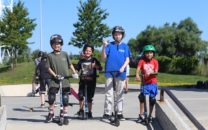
left=32, top=75, right=38, bottom=96
left=77, top=82, right=84, bottom=116
left=46, top=87, right=57, bottom=122
left=116, top=78, right=125, bottom=112
left=39, top=79, right=46, bottom=107
left=137, top=93, right=145, bottom=123
left=104, top=78, right=113, bottom=116
left=116, top=78, right=125, bottom=120
left=148, top=84, right=158, bottom=122
left=87, top=81, right=95, bottom=118
left=62, top=87, right=70, bottom=125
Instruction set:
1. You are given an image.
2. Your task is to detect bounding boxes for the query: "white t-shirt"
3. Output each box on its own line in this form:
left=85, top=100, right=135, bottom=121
left=126, top=65, right=130, bottom=76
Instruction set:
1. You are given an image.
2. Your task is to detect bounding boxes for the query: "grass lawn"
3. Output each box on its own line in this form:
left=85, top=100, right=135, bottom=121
left=0, top=62, right=207, bottom=86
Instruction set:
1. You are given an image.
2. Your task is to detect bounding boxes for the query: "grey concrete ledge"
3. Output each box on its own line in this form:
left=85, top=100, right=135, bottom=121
left=0, top=105, right=7, bottom=130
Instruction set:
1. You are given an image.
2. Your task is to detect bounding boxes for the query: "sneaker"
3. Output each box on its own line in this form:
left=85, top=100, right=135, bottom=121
left=63, top=117, right=69, bottom=125
left=40, top=103, right=45, bottom=108
left=148, top=116, right=153, bottom=123
left=46, top=113, right=54, bottom=123
left=88, top=112, right=93, bottom=119
left=102, top=114, right=111, bottom=122
left=76, top=110, right=83, bottom=115
left=54, top=102, right=58, bottom=107
left=117, top=114, right=125, bottom=121
left=136, top=114, right=145, bottom=123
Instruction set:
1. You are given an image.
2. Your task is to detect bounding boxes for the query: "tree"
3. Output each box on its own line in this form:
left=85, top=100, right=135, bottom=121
left=0, top=1, right=36, bottom=67
left=128, top=18, right=205, bottom=74
left=69, top=0, right=111, bottom=48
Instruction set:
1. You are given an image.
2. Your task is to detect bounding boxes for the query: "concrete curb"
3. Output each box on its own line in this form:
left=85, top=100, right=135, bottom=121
left=0, top=84, right=140, bottom=96
left=0, top=105, right=7, bottom=130
left=156, top=99, right=193, bottom=130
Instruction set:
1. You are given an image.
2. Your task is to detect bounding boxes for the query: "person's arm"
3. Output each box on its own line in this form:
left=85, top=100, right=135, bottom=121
left=69, top=64, right=77, bottom=74
left=92, top=58, right=102, bottom=71
left=120, top=57, right=130, bottom=72
left=135, top=66, right=141, bottom=81
left=48, top=68, right=56, bottom=77
left=101, top=40, right=108, bottom=61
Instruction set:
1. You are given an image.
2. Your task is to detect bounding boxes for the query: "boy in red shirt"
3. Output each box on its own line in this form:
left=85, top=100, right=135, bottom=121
left=135, top=44, right=159, bottom=123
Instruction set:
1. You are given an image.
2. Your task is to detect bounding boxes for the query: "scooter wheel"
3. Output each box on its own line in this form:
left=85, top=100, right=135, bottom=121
left=115, top=120, right=120, bottom=127
left=144, top=118, right=149, bottom=125
left=59, top=117, right=64, bottom=126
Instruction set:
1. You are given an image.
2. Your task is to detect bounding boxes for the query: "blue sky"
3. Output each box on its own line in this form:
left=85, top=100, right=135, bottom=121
left=11, top=0, right=208, bottom=54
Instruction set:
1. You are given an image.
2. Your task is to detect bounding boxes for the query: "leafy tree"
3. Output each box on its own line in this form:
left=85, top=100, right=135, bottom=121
left=128, top=18, right=205, bottom=74
left=0, top=1, right=36, bottom=67
left=69, top=0, right=111, bottom=48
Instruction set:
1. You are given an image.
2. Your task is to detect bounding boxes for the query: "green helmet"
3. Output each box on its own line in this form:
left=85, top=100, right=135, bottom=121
left=143, top=44, right=156, bottom=52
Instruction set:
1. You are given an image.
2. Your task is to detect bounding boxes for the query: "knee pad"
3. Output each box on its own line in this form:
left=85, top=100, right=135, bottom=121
left=138, top=93, right=145, bottom=102
left=149, top=97, right=156, bottom=106
left=63, top=94, right=69, bottom=106
left=48, top=94, right=56, bottom=105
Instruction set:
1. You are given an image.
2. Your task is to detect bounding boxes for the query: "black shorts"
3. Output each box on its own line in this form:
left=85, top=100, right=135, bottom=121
left=78, top=80, right=96, bottom=102
left=39, top=79, right=50, bottom=93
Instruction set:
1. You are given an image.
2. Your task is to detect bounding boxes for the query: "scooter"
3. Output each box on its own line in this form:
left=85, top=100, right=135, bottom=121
left=107, top=71, right=120, bottom=127
left=81, top=75, right=89, bottom=120
left=141, top=74, right=148, bottom=125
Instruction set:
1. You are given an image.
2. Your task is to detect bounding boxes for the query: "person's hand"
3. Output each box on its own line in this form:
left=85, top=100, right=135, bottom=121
left=119, top=66, right=125, bottom=73
left=135, top=75, right=141, bottom=81
left=92, top=61, right=96, bottom=69
left=55, top=75, right=63, bottom=80
left=35, top=76, right=39, bottom=80
left=72, top=73, right=79, bottom=79
left=102, top=39, right=109, bottom=47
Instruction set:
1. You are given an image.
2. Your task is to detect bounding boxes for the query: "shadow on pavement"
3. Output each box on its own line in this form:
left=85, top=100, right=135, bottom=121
left=7, top=117, right=45, bottom=123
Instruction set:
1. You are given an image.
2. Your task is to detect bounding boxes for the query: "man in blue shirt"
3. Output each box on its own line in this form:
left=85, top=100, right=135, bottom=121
left=102, top=26, right=130, bottom=121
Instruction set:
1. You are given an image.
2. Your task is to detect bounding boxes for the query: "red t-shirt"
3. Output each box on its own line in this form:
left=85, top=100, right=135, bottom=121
left=137, top=58, right=159, bottom=84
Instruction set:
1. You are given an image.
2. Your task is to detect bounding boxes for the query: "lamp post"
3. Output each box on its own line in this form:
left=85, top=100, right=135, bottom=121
left=40, top=0, right=43, bottom=51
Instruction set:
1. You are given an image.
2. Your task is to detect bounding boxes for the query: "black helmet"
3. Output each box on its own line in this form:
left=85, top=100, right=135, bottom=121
left=41, top=52, right=47, bottom=60
left=38, top=51, right=44, bottom=57
left=83, top=44, right=94, bottom=52
left=112, top=26, right=125, bottom=37
left=50, top=34, right=63, bottom=46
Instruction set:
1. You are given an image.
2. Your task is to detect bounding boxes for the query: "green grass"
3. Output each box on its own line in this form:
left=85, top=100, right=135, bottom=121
left=0, top=62, right=207, bottom=86
left=0, top=62, right=34, bottom=85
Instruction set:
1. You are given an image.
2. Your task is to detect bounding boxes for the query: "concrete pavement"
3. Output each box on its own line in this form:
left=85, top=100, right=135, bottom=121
left=1, top=84, right=208, bottom=130
left=1, top=84, right=162, bottom=130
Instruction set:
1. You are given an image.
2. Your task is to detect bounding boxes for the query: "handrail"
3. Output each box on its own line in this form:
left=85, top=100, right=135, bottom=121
left=0, top=94, right=1, bottom=106
left=160, top=88, right=206, bottom=130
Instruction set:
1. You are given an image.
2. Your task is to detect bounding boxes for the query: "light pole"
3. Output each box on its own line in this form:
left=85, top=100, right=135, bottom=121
left=40, top=0, right=43, bottom=51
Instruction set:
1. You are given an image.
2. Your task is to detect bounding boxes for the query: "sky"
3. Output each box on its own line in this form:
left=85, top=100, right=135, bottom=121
left=4, top=0, right=208, bottom=54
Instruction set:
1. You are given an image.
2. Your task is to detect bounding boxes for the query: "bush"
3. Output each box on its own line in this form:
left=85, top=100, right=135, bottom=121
left=156, top=56, right=172, bottom=72
left=170, top=56, right=198, bottom=74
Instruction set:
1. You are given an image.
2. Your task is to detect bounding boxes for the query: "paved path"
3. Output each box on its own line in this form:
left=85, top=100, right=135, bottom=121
left=1, top=84, right=162, bottom=130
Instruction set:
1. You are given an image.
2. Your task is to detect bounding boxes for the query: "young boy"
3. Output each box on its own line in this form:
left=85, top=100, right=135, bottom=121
left=46, top=34, right=78, bottom=125
left=76, top=44, right=102, bottom=119
left=35, top=52, right=51, bottom=107
left=135, top=44, right=159, bottom=123
left=102, top=26, right=130, bottom=121
left=31, top=51, right=43, bottom=96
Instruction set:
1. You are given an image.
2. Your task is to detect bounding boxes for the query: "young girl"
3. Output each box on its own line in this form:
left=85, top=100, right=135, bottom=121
left=76, top=44, right=102, bottom=118
left=135, top=44, right=159, bottom=123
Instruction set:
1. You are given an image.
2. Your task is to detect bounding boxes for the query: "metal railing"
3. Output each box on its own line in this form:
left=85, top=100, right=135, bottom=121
left=0, top=94, right=1, bottom=106
left=160, top=88, right=206, bottom=130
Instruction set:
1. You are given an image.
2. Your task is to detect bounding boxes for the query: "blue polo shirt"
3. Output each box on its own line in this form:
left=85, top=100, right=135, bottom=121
left=105, top=41, right=130, bottom=80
